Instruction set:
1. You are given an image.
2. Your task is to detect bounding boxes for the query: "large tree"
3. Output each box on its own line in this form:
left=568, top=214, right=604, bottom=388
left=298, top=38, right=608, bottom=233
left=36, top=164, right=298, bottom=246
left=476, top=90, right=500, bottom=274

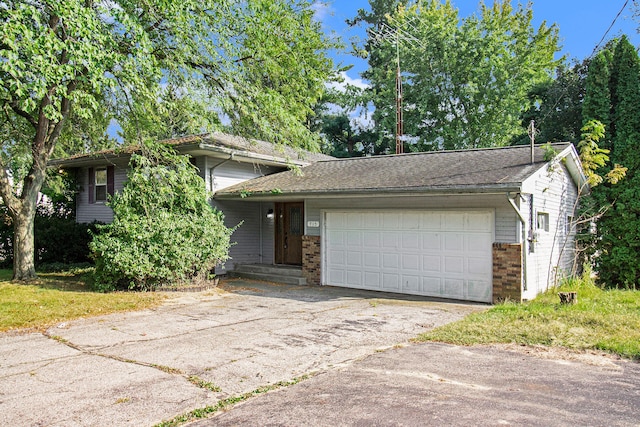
left=352, top=0, right=560, bottom=151
left=517, top=60, right=588, bottom=146
left=593, top=36, right=640, bottom=287
left=0, top=0, right=336, bottom=280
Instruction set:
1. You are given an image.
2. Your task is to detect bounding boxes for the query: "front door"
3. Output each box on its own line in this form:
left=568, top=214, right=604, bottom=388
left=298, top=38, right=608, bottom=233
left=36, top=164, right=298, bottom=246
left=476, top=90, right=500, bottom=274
left=275, top=202, right=304, bottom=265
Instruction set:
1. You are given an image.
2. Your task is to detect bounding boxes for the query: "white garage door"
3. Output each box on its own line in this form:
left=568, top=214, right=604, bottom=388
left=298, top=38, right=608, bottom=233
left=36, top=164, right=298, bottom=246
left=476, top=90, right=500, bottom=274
left=324, top=210, right=493, bottom=303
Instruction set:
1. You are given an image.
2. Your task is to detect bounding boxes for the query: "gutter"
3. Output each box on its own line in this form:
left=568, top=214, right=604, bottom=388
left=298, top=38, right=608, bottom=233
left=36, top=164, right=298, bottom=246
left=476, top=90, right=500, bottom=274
left=198, top=143, right=311, bottom=168
left=214, top=184, right=524, bottom=200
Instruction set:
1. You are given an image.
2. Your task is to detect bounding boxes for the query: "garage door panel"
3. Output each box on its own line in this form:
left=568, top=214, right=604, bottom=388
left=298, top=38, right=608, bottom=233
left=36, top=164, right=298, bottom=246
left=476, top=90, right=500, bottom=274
left=363, top=231, right=380, bottom=248
left=328, top=250, right=346, bottom=266
left=468, top=280, right=492, bottom=300
left=445, top=213, right=465, bottom=230
left=363, top=252, right=380, bottom=267
left=382, top=273, right=400, bottom=290
left=402, top=275, right=421, bottom=292
left=345, top=212, right=363, bottom=228
left=403, top=213, right=422, bottom=229
left=346, top=252, right=362, bottom=268
left=402, top=254, right=420, bottom=271
left=382, top=232, right=399, bottom=249
left=444, top=233, right=464, bottom=251
left=422, top=277, right=442, bottom=294
left=422, top=212, right=442, bottom=230
left=328, top=269, right=345, bottom=285
left=468, top=257, right=491, bottom=275
left=402, top=232, right=420, bottom=249
left=467, top=234, right=492, bottom=252
left=364, top=271, right=380, bottom=287
left=423, top=255, right=441, bottom=272
left=328, top=212, right=346, bottom=229
left=382, top=212, right=400, bottom=229
left=363, top=213, right=380, bottom=228
left=444, top=256, right=464, bottom=274
left=382, top=253, right=399, bottom=269
left=443, top=278, right=465, bottom=298
left=422, top=233, right=441, bottom=250
left=327, top=230, right=345, bottom=247
left=325, top=210, right=493, bottom=303
left=467, top=212, right=493, bottom=231
left=346, top=270, right=362, bottom=286
left=347, top=231, right=362, bottom=248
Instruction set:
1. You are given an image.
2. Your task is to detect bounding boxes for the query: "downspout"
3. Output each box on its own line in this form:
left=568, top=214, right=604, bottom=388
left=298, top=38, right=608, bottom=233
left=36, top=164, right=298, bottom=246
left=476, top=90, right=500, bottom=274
left=507, top=192, right=528, bottom=292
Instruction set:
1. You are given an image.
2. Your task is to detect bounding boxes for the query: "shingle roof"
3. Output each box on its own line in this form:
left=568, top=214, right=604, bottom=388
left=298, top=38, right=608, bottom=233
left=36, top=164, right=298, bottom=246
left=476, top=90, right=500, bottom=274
left=215, top=143, right=576, bottom=197
left=50, top=132, right=332, bottom=166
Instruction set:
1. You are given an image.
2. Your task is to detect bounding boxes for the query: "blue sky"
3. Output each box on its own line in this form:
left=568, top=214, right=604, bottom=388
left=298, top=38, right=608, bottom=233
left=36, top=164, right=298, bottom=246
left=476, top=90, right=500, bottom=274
left=314, top=0, right=640, bottom=86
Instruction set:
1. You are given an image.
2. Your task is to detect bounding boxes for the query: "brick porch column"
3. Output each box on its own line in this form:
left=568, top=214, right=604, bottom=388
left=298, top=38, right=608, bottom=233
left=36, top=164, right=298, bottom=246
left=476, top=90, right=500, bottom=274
left=302, top=235, right=321, bottom=285
left=492, top=243, right=523, bottom=303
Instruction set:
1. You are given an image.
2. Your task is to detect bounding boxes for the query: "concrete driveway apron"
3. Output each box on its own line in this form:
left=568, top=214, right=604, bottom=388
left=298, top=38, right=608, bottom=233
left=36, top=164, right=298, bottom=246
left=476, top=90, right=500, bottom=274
left=0, top=279, right=484, bottom=426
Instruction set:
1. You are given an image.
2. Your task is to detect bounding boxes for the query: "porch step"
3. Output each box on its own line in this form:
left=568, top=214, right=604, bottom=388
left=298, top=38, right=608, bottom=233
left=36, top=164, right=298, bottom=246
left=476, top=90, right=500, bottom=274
left=230, top=264, right=307, bottom=285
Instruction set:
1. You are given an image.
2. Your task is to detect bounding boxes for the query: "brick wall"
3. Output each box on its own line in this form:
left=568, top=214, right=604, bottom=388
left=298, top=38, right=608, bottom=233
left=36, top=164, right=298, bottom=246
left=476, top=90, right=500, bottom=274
left=302, top=235, right=321, bottom=285
left=492, top=243, right=523, bottom=303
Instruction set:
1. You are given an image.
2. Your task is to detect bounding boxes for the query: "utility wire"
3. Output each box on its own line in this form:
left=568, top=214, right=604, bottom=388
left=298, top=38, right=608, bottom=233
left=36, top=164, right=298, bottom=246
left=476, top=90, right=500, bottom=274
left=590, top=0, right=631, bottom=58
left=540, top=0, right=633, bottom=126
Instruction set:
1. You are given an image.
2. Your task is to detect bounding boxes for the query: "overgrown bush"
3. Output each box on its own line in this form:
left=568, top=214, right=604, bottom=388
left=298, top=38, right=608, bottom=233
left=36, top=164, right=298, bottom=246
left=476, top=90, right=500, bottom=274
left=90, top=144, right=233, bottom=291
left=0, top=204, right=98, bottom=269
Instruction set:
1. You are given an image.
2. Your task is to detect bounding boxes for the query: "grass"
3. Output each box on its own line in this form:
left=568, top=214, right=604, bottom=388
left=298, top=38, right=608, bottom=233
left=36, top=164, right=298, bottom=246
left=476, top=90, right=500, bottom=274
left=155, top=375, right=311, bottom=427
left=417, top=275, right=640, bottom=360
left=0, top=269, right=165, bottom=333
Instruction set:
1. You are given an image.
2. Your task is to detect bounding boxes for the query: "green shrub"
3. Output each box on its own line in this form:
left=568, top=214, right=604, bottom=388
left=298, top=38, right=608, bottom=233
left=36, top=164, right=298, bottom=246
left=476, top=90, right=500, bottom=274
left=0, top=204, right=98, bottom=269
left=90, top=144, right=233, bottom=291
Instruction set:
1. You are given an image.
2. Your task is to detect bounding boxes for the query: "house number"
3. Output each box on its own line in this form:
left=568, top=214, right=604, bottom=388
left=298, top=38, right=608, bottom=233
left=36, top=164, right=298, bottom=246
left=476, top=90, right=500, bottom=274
left=307, top=221, right=320, bottom=228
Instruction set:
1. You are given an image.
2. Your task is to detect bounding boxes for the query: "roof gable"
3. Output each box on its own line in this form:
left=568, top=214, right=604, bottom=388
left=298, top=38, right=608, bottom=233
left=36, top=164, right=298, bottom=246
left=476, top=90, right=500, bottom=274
left=215, top=143, right=585, bottom=197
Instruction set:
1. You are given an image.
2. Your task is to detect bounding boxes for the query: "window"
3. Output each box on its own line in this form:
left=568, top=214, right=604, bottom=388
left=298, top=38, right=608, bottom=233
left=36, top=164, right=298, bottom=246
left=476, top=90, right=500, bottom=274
left=536, top=212, right=549, bottom=232
left=566, top=216, right=574, bottom=234
left=95, top=167, right=108, bottom=202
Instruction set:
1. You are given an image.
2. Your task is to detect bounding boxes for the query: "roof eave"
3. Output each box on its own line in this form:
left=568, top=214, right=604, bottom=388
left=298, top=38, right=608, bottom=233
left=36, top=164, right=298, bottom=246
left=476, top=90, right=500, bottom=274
left=195, top=143, right=311, bottom=168
left=213, top=183, right=524, bottom=200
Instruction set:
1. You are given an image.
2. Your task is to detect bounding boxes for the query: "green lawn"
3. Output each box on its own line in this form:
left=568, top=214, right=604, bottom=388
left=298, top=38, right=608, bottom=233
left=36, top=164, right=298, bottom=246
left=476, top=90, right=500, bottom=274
left=417, top=278, right=640, bottom=360
left=0, top=269, right=165, bottom=332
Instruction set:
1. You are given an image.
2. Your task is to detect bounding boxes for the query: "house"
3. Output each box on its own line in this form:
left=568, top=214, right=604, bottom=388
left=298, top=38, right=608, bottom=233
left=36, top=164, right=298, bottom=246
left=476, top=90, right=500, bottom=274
left=53, top=134, right=586, bottom=304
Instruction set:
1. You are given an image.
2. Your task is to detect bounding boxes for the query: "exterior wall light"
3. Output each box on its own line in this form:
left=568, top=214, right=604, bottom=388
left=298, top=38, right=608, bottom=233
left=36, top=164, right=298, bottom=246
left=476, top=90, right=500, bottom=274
left=266, top=208, right=275, bottom=219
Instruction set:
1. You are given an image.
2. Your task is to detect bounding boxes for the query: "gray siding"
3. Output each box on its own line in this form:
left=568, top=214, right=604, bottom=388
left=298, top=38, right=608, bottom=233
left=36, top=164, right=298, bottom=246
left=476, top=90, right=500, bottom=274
left=305, top=194, right=518, bottom=243
left=76, top=161, right=128, bottom=224
left=211, top=200, right=274, bottom=272
left=207, top=159, right=279, bottom=193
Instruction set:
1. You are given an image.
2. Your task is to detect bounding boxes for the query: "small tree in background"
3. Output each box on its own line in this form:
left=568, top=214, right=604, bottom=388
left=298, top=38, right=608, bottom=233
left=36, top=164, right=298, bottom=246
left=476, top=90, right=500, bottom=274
left=90, top=145, right=233, bottom=291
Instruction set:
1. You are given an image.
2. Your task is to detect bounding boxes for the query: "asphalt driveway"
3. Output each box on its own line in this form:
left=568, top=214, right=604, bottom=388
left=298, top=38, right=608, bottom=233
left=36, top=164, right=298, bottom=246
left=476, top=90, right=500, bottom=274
left=0, top=279, right=484, bottom=426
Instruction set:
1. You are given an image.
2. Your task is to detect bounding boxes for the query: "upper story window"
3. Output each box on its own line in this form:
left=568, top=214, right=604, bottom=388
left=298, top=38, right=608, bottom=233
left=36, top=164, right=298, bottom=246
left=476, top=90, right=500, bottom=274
left=95, top=167, right=107, bottom=202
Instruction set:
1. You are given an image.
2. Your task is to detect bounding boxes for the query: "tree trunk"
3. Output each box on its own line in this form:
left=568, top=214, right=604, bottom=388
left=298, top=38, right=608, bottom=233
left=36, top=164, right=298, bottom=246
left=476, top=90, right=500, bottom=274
left=12, top=205, right=37, bottom=281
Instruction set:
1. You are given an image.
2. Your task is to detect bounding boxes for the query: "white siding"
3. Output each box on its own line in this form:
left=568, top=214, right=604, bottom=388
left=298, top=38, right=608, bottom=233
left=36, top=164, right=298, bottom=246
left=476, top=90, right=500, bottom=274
left=306, top=194, right=518, bottom=243
left=522, top=162, right=579, bottom=299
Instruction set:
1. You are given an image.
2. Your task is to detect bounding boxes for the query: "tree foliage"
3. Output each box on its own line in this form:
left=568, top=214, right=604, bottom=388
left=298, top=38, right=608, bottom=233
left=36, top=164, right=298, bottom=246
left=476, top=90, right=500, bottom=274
left=90, top=145, right=233, bottom=291
left=519, top=60, right=588, bottom=145
left=351, top=0, right=560, bottom=152
left=583, top=36, right=640, bottom=288
left=0, top=0, right=336, bottom=280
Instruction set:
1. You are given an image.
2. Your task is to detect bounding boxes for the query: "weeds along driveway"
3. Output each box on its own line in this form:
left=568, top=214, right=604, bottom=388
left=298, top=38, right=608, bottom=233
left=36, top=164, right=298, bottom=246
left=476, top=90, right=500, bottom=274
left=0, top=279, right=485, bottom=427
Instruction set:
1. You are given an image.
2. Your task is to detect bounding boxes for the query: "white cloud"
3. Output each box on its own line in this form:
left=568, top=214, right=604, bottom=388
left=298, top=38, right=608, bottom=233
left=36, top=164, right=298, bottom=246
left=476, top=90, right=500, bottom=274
left=311, top=1, right=332, bottom=24
left=327, top=71, right=369, bottom=92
